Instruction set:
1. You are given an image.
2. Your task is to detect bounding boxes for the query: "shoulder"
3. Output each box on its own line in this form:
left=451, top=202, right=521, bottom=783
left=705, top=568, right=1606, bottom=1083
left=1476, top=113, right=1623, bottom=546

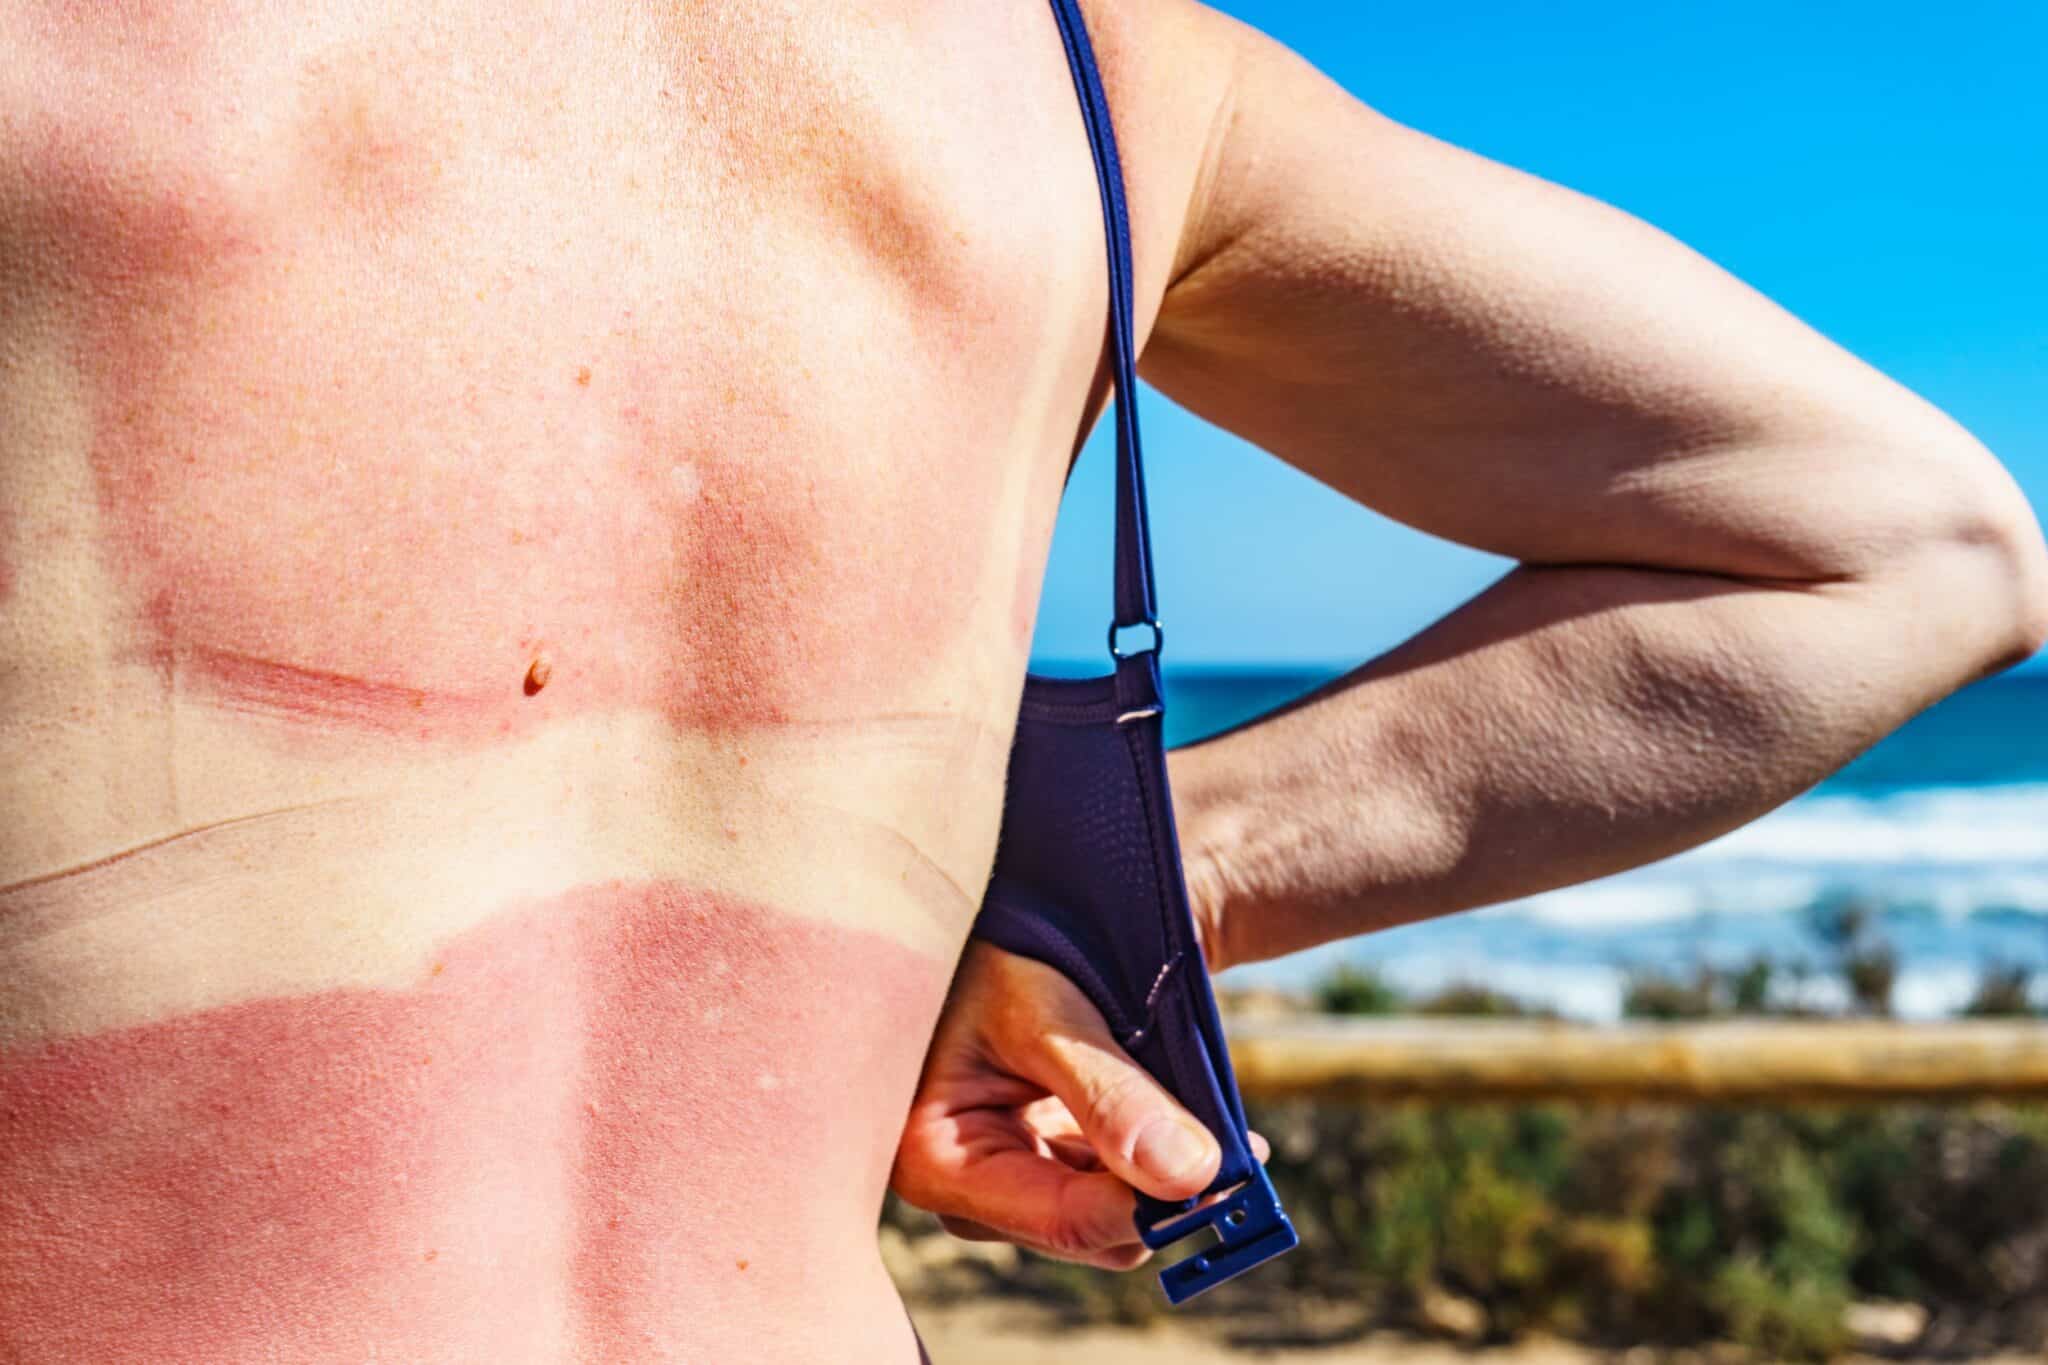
left=1068, top=0, right=1255, bottom=348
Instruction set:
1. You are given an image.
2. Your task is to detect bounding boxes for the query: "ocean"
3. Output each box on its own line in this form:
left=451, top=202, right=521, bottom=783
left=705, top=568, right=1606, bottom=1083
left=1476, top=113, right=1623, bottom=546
left=1152, top=666, right=2048, bottom=1020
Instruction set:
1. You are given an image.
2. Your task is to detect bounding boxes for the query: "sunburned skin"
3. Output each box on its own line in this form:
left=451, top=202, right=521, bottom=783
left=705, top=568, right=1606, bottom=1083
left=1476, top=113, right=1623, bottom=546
left=60, top=124, right=1006, bottom=740
left=0, top=881, right=945, bottom=1363
left=5, top=0, right=1089, bottom=747
left=0, top=0, right=1120, bottom=1359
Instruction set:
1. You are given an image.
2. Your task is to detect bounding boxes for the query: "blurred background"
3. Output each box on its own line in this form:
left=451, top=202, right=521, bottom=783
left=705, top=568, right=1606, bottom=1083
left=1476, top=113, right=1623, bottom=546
left=891, top=2, right=2048, bottom=1361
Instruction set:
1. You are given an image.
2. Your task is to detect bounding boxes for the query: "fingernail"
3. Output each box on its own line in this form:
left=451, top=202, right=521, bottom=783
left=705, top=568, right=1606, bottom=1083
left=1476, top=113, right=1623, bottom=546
left=1133, top=1119, right=1213, bottom=1184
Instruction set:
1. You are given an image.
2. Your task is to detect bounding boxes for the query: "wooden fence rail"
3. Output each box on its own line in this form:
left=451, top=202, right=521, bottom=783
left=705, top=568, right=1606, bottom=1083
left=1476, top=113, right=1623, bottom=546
left=1223, top=1018, right=2048, bottom=1104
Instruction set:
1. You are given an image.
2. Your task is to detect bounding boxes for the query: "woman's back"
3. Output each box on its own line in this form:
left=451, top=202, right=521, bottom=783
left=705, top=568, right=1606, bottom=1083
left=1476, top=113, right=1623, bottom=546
left=0, top=1, right=1133, bottom=1356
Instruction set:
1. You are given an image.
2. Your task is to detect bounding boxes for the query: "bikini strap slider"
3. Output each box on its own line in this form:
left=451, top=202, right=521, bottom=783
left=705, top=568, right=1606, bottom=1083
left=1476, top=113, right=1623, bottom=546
left=1107, top=617, right=1163, bottom=661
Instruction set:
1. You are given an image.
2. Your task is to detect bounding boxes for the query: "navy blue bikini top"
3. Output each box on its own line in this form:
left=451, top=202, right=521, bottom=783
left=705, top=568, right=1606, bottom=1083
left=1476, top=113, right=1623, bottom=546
left=967, top=0, right=1299, bottom=1305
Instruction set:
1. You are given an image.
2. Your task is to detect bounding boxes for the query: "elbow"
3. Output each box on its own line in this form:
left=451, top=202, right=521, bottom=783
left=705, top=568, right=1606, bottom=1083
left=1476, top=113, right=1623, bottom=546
left=1881, top=434, right=2048, bottom=678
left=1994, top=504, right=2048, bottom=666
left=1956, top=458, right=2048, bottom=672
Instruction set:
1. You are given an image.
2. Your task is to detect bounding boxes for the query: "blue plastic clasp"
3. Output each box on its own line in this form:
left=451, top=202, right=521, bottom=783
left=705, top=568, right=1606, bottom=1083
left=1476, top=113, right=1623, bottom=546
left=1137, top=1165, right=1300, bottom=1306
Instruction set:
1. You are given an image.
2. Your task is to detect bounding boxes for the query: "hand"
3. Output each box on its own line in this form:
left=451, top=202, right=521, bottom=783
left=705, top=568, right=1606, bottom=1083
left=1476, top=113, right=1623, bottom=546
left=891, top=941, right=1264, bottom=1270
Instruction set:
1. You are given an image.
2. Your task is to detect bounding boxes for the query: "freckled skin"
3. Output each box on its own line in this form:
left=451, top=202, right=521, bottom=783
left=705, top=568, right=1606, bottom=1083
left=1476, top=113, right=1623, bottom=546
left=0, top=0, right=1089, bottom=749
left=0, top=0, right=1121, bottom=1358
left=0, top=883, right=947, bottom=1363
left=87, top=293, right=998, bottom=738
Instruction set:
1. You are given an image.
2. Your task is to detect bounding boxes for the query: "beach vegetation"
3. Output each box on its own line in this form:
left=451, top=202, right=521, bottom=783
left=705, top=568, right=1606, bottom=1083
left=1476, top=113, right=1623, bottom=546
left=886, top=945, right=2048, bottom=1359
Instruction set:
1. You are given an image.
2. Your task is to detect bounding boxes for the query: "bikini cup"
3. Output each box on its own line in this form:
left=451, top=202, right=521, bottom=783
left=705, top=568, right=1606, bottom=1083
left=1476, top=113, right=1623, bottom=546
left=965, top=0, right=1299, bottom=1305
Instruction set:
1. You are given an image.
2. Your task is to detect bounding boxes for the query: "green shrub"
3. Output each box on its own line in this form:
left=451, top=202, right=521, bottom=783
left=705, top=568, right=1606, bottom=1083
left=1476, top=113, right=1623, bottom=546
left=1414, top=983, right=1549, bottom=1018
left=1963, top=962, right=2038, bottom=1017
left=1708, top=1255, right=1851, bottom=1361
left=1314, top=963, right=1403, bottom=1017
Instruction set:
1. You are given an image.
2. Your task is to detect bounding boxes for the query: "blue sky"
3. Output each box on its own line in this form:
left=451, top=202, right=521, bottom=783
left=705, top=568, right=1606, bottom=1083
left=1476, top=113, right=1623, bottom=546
left=1031, top=1, right=2047, bottom=671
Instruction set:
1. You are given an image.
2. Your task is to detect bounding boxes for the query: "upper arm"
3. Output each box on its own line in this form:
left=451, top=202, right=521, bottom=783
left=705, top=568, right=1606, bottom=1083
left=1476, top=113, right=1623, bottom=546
left=1131, top=5, right=2021, bottom=587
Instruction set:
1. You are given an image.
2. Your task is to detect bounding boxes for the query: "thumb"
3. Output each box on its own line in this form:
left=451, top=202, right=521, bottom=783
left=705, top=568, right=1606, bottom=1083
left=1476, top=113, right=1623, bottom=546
left=1015, top=1003, right=1223, bottom=1204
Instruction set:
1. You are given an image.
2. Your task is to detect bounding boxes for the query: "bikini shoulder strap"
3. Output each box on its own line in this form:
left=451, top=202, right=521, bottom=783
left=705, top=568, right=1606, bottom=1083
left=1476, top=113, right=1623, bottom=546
left=1047, top=0, right=1161, bottom=656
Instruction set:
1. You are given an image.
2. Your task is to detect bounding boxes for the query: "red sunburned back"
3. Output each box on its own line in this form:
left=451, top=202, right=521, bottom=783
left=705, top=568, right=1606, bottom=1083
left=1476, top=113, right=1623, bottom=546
left=0, top=1, right=1115, bottom=1358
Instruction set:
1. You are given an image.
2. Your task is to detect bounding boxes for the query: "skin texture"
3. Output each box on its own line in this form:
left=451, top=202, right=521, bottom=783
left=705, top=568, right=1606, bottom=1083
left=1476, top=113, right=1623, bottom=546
left=35, top=26, right=1016, bottom=739
left=891, top=0, right=2048, bottom=1267
left=0, top=881, right=942, bottom=1361
left=1, top=1, right=1111, bottom=1359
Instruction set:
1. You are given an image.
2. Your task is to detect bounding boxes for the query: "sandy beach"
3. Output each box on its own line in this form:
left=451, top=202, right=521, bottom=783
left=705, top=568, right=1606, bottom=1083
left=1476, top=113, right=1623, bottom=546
left=910, top=1298, right=2042, bottom=1365
left=914, top=1299, right=1589, bottom=1364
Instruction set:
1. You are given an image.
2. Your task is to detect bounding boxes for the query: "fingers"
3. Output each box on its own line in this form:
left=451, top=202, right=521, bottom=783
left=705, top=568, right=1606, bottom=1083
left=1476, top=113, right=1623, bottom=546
left=891, top=944, right=1235, bottom=1271
left=936, top=1215, right=1007, bottom=1242
left=934, top=1213, right=1149, bottom=1271
left=918, top=1126, right=1273, bottom=1266
left=1002, top=988, right=1223, bottom=1205
left=897, top=1118, right=1154, bottom=1269
left=1044, top=1132, right=1108, bottom=1172
left=1035, top=1038, right=1218, bottom=1198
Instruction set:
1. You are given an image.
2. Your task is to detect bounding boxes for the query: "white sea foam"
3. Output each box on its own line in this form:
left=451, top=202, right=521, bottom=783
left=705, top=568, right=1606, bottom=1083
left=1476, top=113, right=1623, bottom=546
left=1508, top=875, right=1826, bottom=929
left=1688, top=785, right=2048, bottom=866
left=1504, top=784, right=2048, bottom=928
left=1220, top=783, right=2048, bottom=1016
